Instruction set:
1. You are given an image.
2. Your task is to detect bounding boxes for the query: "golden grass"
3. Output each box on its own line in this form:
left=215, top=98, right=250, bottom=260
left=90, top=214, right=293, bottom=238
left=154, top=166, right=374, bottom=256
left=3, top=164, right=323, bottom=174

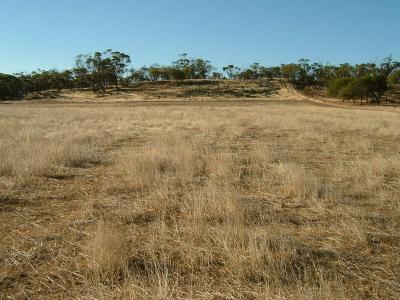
left=1, top=101, right=400, bottom=299
left=0, top=126, right=101, bottom=179
left=85, top=222, right=130, bottom=280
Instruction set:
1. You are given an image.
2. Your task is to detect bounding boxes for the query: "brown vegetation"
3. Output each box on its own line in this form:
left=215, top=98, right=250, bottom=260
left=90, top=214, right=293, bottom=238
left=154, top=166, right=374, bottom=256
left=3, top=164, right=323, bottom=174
left=1, top=99, right=400, bottom=299
left=19, top=79, right=279, bottom=103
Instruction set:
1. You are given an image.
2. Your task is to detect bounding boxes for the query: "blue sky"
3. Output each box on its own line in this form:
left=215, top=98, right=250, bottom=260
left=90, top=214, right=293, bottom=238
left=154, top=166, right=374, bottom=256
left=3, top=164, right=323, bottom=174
left=1, top=0, right=399, bottom=73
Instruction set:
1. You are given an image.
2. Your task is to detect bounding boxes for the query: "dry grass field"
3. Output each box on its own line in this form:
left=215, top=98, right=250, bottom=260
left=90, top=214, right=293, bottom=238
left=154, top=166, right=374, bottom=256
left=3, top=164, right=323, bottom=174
left=1, top=97, right=400, bottom=299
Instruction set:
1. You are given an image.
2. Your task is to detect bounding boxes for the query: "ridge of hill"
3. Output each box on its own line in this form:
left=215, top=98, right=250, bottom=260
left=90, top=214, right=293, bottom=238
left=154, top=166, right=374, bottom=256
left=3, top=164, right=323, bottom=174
left=6, top=79, right=400, bottom=108
left=22, top=80, right=279, bottom=102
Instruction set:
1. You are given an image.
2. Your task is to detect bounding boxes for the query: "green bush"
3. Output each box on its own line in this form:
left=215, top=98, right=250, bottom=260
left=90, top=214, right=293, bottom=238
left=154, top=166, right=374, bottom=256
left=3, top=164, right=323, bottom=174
left=361, top=75, right=387, bottom=104
left=338, top=78, right=367, bottom=103
left=329, top=75, right=388, bottom=104
left=388, top=70, right=400, bottom=85
left=327, top=77, right=354, bottom=97
left=0, top=73, right=22, bottom=100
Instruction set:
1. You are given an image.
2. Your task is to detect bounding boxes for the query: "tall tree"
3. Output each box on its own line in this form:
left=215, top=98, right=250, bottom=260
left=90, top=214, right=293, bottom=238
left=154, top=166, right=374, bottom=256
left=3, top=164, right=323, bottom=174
left=74, top=50, right=131, bottom=92
left=379, top=56, right=400, bottom=77
left=223, top=65, right=241, bottom=79
left=189, top=58, right=213, bottom=79
left=108, top=50, right=131, bottom=89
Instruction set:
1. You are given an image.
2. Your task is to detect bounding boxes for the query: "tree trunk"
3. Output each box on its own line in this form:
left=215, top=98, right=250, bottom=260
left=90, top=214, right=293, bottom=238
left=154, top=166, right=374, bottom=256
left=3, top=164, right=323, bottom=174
left=99, top=81, right=105, bottom=93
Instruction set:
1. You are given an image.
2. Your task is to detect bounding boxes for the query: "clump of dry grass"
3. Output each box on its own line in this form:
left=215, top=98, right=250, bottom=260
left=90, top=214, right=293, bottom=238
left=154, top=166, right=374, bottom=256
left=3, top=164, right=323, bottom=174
left=114, top=147, right=175, bottom=192
left=275, top=162, right=323, bottom=199
left=183, top=182, right=242, bottom=225
left=62, top=138, right=102, bottom=168
left=112, top=136, right=212, bottom=193
left=85, top=222, right=130, bottom=280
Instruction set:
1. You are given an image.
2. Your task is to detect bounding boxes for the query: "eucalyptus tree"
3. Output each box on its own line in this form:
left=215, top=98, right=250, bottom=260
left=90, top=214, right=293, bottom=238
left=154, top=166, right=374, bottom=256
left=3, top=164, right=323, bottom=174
left=223, top=64, right=241, bottom=79
left=107, top=50, right=131, bottom=89
left=74, top=49, right=131, bottom=92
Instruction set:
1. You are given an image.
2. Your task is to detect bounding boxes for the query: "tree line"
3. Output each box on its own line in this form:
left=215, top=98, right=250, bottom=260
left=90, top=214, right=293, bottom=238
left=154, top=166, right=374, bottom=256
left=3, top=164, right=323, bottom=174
left=1, top=50, right=399, bottom=104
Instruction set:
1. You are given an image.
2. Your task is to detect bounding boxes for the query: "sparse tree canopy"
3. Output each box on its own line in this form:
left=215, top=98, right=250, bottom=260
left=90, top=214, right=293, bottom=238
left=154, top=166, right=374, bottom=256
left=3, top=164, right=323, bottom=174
left=73, top=49, right=131, bottom=92
left=223, top=65, right=240, bottom=79
left=167, top=67, right=186, bottom=81
left=108, top=50, right=131, bottom=89
left=281, top=64, right=301, bottom=81
left=129, top=67, right=149, bottom=82
left=172, top=54, right=213, bottom=80
left=1, top=50, right=399, bottom=104
left=211, top=72, right=224, bottom=79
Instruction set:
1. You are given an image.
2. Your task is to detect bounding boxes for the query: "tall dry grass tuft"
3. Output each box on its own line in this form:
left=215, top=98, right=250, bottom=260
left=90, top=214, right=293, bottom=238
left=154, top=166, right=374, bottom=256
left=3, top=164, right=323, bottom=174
left=113, top=137, right=204, bottom=192
left=183, top=182, right=242, bottom=226
left=275, top=163, right=323, bottom=199
left=62, top=138, right=102, bottom=168
left=85, top=222, right=131, bottom=280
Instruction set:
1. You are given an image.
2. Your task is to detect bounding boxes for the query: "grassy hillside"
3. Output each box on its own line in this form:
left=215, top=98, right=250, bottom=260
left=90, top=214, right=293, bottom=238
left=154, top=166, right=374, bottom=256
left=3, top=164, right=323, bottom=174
left=17, top=80, right=400, bottom=107
left=22, top=80, right=280, bottom=102
left=127, top=79, right=280, bottom=99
